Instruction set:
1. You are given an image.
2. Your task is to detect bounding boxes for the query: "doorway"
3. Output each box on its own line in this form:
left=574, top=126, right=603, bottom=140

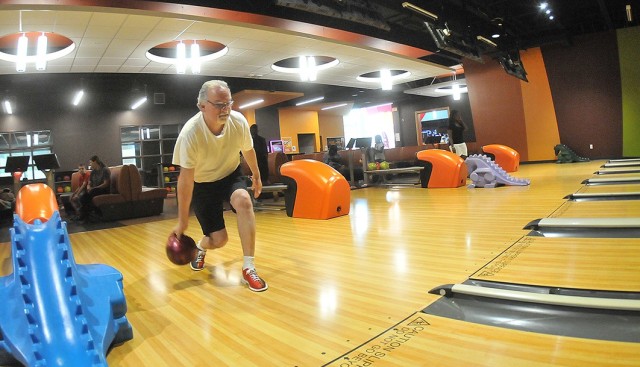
left=298, top=133, right=316, bottom=154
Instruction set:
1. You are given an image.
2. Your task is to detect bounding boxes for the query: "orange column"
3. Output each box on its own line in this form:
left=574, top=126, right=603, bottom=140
left=520, top=48, right=561, bottom=160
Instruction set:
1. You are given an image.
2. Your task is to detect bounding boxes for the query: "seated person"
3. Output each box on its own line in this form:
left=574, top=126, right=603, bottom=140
left=0, top=188, right=15, bottom=210
left=323, top=145, right=364, bottom=183
left=79, top=155, right=111, bottom=220
left=371, top=134, right=386, bottom=163
left=70, top=163, right=90, bottom=218
left=323, top=144, right=344, bottom=171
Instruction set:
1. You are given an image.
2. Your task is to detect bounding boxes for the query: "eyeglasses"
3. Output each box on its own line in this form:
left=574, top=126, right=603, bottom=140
left=206, top=100, right=234, bottom=109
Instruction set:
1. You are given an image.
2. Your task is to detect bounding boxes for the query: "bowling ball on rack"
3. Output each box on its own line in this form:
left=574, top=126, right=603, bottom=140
left=165, top=233, right=197, bottom=265
left=163, top=166, right=169, bottom=172
left=367, top=162, right=376, bottom=171
left=168, top=166, right=176, bottom=172
left=380, top=161, right=390, bottom=170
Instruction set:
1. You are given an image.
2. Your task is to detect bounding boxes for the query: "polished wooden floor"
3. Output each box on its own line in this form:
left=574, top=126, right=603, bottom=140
left=1, top=160, right=639, bottom=366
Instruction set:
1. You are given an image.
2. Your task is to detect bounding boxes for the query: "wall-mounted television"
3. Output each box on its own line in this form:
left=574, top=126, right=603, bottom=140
left=498, top=54, right=528, bottom=82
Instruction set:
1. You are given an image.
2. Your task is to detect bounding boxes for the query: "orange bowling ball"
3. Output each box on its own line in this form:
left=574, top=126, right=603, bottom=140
left=165, top=233, right=197, bottom=265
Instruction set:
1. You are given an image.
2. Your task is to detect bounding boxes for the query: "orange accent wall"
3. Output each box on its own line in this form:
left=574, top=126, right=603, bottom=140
left=318, top=114, right=345, bottom=150
left=520, top=48, right=560, bottom=160
left=242, top=109, right=256, bottom=125
left=278, top=109, right=320, bottom=153
left=465, top=57, right=529, bottom=161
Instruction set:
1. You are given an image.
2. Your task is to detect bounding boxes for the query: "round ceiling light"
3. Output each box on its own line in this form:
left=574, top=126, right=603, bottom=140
left=435, top=84, right=468, bottom=93
left=146, top=39, right=228, bottom=73
left=356, top=69, right=411, bottom=82
left=0, top=32, right=75, bottom=63
left=271, top=56, right=339, bottom=74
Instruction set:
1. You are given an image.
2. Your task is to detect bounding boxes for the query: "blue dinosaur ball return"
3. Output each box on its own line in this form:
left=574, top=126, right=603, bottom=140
left=0, top=183, right=133, bottom=366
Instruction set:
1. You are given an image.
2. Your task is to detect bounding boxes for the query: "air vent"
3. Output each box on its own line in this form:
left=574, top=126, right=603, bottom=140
left=154, top=93, right=165, bottom=105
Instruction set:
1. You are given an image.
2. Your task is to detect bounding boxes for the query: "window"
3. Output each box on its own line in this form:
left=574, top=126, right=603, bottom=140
left=0, top=130, right=53, bottom=180
left=343, top=103, right=396, bottom=149
left=120, top=124, right=181, bottom=172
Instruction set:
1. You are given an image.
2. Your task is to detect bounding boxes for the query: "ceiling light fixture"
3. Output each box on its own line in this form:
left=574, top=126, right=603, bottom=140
left=296, top=96, right=324, bottom=106
left=238, top=99, right=264, bottom=109
left=402, top=2, right=438, bottom=20
left=146, top=40, right=228, bottom=75
left=16, top=33, right=27, bottom=72
left=0, top=31, right=75, bottom=72
left=272, top=56, right=339, bottom=81
left=380, top=69, right=392, bottom=90
left=131, top=97, right=147, bottom=110
left=72, top=90, right=84, bottom=106
left=451, top=71, right=461, bottom=101
left=3, top=100, right=13, bottom=115
left=452, top=83, right=461, bottom=101
left=190, top=41, right=201, bottom=74
left=321, top=103, right=348, bottom=111
left=357, top=69, right=411, bottom=90
left=0, top=11, right=73, bottom=72
left=626, top=5, right=632, bottom=22
left=35, top=32, right=47, bottom=71
left=176, top=41, right=186, bottom=74
left=298, top=56, right=318, bottom=81
left=477, top=35, right=498, bottom=47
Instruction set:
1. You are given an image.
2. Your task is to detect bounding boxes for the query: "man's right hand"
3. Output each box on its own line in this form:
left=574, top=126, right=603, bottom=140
left=172, top=220, right=188, bottom=238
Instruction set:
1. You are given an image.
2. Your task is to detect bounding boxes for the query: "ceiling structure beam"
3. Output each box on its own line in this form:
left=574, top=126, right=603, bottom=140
left=595, top=0, right=615, bottom=30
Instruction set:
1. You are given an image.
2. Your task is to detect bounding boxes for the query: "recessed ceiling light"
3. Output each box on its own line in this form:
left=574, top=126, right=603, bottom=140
left=272, top=56, right=339, bottom=81
left=357, top=69, right=411, bottom=90
left=0, top=32, right=75, bottom=72
left=146, top=40, right=228, bottom=74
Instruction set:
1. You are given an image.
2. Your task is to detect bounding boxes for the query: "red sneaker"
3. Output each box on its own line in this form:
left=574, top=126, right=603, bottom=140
left=242, top=268, right=268, bottom=292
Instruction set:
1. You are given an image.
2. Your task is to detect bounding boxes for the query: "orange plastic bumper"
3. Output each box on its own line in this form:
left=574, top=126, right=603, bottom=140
left=15, top=183, right=59, bottom=224
left=482, top=144, right=520, bottom=172
left=279, top=159, right=350, bottom=219
left=416, top=150, right=467, bottom=188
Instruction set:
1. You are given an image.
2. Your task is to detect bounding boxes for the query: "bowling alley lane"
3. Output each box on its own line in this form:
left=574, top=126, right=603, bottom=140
left=469, top=236, right=640, bottom=292
left=323, top=312, right=640, bottom=367
left=574, top=183, right=640, bottom=194
left=549, top=199, right=640, bottom=218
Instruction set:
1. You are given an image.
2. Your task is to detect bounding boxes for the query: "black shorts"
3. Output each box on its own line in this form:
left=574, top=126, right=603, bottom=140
left=192, top=166, right=247, bottom=236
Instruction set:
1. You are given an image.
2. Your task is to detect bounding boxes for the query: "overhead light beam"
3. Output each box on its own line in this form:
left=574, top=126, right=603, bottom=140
left=72, top=90, right=84, bottom=106
left=296, top=96, right=324, bottom=106
left=238, top=99, right=264, bottom=109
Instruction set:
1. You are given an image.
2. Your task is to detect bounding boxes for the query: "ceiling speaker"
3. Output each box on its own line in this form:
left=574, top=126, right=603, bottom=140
left=154, top=93, right=165, bottom=105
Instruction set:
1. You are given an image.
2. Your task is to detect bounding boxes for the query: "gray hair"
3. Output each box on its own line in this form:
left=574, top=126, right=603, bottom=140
left=198, top=80, right=230, bottom=104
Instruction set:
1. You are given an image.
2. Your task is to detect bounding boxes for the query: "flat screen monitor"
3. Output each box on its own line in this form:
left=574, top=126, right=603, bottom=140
left=5, top=156, right=30, bottom=173
left=345, top=138, right=356, bottom=150
left=270, top=140, right=284, bottom=153
left=355, top=137, right=372, bottom=149
left=33, top=153, right=60, bottom=170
